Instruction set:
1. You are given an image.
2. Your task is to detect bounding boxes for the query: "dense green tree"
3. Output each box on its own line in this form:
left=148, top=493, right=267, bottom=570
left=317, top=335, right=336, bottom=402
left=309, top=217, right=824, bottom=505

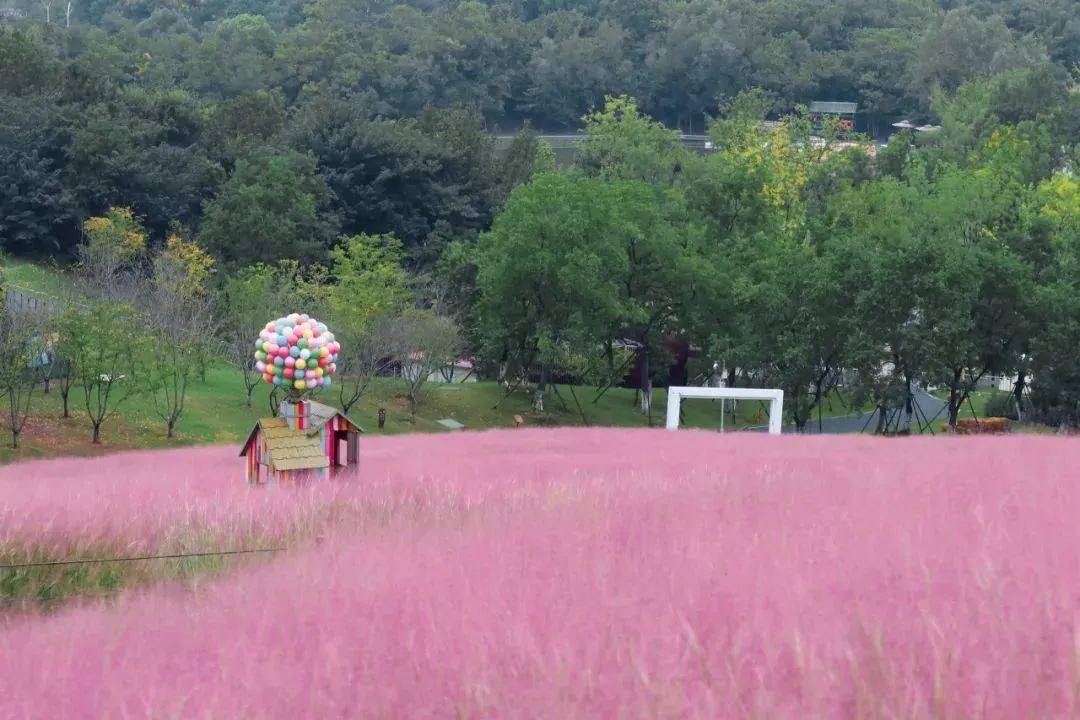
left=0, top=27, right=60, bottom=95
left=522, top=16, right=633, bottom=128
left=295, top=106, right=500, bottom=268
left=911, top=9, right=1017, bottom=100
left=0, top=96, right=77, bottom=253
left=921, top=167, right=1033, bottom=426
left=476, top=171, right=694, bottom=415
left=1028, top=174, right=1080, bottom=424
left=189, top=14, right=277, bottom=98
left=327, top=233, right=413, bottom=327
left=476, top=173, right=630, bottom=408
left=826, top=178, right=971, bottom=431
left=200, top=147, right=336, bottom=265
left=497, top=126, right=557, bottom=197
left=576, top=95, right=688, bottom=186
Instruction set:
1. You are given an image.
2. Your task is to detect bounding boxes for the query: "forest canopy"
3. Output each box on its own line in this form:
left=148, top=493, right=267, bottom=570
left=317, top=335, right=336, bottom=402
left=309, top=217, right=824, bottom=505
left=0, top=0, right=1077, bottom=260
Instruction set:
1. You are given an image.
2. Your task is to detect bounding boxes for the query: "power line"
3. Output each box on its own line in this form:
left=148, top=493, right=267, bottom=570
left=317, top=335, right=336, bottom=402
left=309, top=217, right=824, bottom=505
left=0, top=547, right=285, bottom=571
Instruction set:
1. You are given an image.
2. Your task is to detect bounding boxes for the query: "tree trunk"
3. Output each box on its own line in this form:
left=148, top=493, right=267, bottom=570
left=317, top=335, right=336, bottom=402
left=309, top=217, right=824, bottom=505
left=61, top=389, right=70, bottom=418
left=948, top=399, right=961, bottom=428
left=11, top=429, right=19, bottom=450
left=638, top=348, right=651, bottom=416
left=1013, top=371, right=1027, bottom=422
left=814, top=378, right=824, bottom=433
left=903, top=376, right=913, bottom=433
left=92, top=423, right=101, bottom=444
left=533, top=364, right=548, bottom=413
left=793, top=410, right=807, bottom=432
left=167, top=419, right=175, bottom=439
left=947, top=368, right=962, bottom=428
left=725, top=367, right=738, bottom=420
left=874, top=404, right=887, bottom=434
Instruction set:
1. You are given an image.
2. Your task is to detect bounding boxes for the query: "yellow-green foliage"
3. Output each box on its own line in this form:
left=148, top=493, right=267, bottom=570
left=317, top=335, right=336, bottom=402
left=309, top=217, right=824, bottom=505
left=82, top=207, right=146, bottom=260
left=154, top=234, right=216, bottom=298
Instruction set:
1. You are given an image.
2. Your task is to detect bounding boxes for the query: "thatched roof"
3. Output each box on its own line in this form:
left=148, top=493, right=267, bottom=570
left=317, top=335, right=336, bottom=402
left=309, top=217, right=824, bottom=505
left=239, top=417, right=329, bottom=472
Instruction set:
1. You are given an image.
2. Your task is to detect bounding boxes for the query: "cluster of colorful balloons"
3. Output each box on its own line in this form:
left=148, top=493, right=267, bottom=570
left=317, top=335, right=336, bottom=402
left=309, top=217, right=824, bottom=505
left=254, top=313, right=340, bottom=395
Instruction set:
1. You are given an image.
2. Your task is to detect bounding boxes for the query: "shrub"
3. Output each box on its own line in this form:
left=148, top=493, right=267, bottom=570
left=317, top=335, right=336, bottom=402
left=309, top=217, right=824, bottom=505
left=984, top=392, right=1019, bottom=420
left=950, top=417, right=1011, bottom=434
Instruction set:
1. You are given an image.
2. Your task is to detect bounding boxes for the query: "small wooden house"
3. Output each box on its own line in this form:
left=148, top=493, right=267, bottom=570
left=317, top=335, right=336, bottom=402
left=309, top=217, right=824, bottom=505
left=240, top=400, right=363, bottom=484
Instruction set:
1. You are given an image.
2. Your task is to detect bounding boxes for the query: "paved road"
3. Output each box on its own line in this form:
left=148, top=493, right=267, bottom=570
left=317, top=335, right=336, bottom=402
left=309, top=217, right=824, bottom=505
left=747, top=390, right=948, bottom=434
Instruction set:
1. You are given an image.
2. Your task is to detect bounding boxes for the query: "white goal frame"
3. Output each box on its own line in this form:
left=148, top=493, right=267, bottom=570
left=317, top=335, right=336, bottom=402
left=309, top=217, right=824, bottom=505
left=665, top=387, right=785, bottom=435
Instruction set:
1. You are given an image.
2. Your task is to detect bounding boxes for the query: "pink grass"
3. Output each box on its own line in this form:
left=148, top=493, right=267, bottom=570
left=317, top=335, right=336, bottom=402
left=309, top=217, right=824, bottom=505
left=3, top=430, right=1080, bottom=717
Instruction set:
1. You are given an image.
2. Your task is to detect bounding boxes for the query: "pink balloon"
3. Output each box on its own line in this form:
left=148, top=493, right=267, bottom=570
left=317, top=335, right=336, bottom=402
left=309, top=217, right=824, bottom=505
left=285, top=356, right=296, bottom=368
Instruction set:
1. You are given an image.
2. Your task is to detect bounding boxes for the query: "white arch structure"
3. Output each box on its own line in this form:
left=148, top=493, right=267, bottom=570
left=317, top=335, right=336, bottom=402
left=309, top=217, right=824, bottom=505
left=665, top=387, right=785, bottom=435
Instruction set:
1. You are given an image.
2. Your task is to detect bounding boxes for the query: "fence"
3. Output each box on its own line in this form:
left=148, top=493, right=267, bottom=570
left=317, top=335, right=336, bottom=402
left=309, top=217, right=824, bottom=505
left=4, top=288, right=56, bottom=313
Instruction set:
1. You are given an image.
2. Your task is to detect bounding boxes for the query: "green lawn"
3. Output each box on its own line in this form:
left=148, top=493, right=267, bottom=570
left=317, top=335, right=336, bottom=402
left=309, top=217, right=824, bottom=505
left=1, top=256, right=75, bottom=299
left=0, top=358, right=872, bottom=463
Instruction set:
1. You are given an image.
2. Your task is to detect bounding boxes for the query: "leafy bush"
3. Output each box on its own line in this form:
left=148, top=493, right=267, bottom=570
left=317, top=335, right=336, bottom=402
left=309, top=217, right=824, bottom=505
left=984, top=392, right=1019, bottom=420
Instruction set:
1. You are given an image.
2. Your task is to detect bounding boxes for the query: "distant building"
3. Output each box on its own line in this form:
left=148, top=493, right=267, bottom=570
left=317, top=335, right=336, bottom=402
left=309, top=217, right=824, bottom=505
left=809, top=101, right=857, bottom=133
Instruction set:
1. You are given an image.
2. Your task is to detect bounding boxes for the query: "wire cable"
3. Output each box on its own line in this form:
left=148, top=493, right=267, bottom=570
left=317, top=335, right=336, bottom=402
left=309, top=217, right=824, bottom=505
left=0, top=547, right=285, bottom=571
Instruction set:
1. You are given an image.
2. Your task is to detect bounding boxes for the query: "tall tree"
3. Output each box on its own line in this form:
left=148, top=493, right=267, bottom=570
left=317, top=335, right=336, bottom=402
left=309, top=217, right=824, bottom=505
left=219, top=261, right=298, bottom=407
left=476, top=172, right=690, bottom=416
left=146, top=233, right=215, bottom=438
left=0, top=305, right=49, bottom=449
left=200, top=147, right=336, bottom=265
left=77, top=207, right=147, bottom=298
left=58, top=302, right=148, bottom=444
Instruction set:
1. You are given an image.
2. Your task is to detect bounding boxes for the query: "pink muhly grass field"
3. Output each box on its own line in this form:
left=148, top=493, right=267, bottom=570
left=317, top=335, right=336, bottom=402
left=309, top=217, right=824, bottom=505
left=3, top=429, right=1080, bottom=717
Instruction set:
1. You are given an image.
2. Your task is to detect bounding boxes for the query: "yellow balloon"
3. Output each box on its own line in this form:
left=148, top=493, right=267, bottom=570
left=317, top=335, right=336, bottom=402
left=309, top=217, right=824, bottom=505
left=315, top=367, right=324, bottom=377
left=293, top=380, right=305, bottom=390
left=295, top=358, right=306, bottom=370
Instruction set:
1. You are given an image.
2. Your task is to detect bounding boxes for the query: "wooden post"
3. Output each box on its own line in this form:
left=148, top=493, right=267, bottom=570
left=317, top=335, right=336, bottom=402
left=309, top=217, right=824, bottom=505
left=347, top=432, right=359, bottom=465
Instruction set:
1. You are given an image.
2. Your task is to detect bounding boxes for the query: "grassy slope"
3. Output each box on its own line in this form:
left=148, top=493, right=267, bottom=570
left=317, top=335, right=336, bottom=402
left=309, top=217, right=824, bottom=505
left=0, top=363, right=839, bottom=463
left=2, top=256, right=74, bottom=298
